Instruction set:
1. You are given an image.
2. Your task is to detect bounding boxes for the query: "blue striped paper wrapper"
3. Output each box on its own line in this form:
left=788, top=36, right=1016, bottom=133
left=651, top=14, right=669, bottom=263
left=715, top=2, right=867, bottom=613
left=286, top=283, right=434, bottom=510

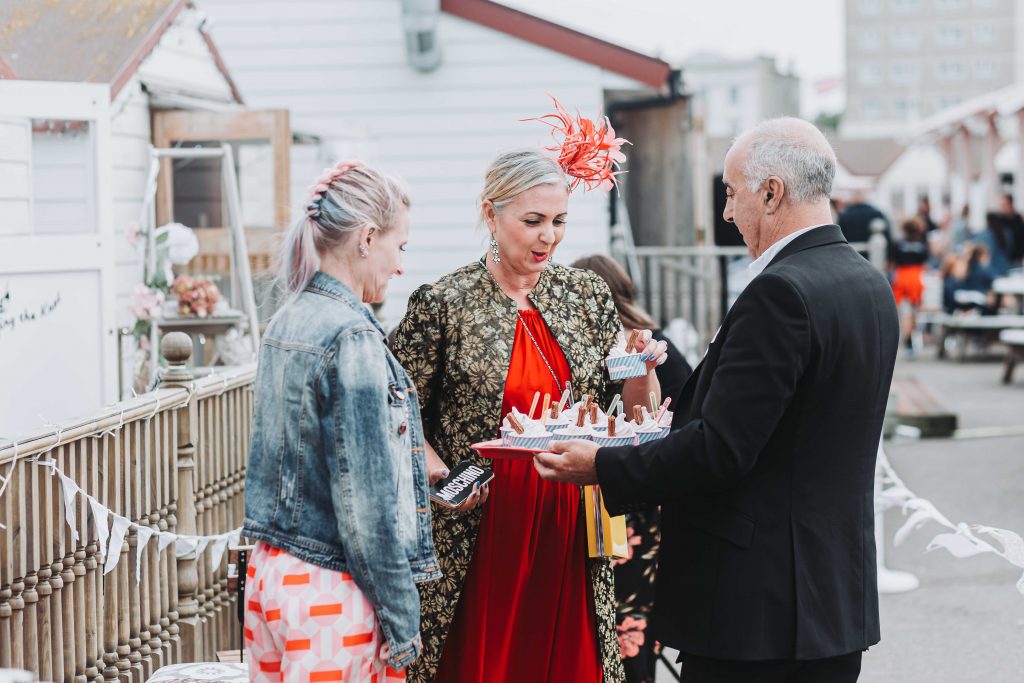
left=635, top=427, right=670, bottom=443
left=505, top=433, right=553, bottom=450
left=606, top=353, right=647, bottom=380
left=591, top=434, right=639, bottom=448
left=552, top=430, right=593, bottom=442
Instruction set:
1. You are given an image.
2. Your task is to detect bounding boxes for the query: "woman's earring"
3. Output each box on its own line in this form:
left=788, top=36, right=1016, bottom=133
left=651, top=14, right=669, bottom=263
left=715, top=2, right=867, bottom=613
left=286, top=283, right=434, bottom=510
left=358, top=244, right=369, bottom=258
left=490, top=236, right=501, bottom=264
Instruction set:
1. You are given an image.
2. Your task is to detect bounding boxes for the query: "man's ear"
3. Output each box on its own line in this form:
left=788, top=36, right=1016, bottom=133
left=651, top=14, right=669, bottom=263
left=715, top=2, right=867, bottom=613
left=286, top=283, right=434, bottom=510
left=764, top=177, right=784, bottom=213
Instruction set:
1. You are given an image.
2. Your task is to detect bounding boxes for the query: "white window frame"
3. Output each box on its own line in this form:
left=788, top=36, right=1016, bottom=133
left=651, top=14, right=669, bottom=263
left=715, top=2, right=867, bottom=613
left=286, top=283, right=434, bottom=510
left=0, top=81, right=116, bottom=405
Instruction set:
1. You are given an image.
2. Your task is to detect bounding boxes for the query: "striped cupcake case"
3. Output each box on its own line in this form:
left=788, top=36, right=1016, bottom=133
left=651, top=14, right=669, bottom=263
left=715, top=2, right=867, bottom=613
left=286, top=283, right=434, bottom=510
left=591, top=434, right=639, bottom=448
left=636, top=427, right=670, bottom=443
left=504, top=433, right=553, bottom=450
left=245, top=540, right=407, bottom=683
left=605, top=353, right=647, bottom=380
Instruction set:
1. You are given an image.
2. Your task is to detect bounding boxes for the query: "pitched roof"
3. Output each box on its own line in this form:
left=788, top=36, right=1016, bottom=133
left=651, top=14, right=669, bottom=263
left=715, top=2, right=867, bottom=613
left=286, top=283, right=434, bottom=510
left=0, top=0, right=242, bottom=102
left=441, top=0, right=672, bottom=91
left=830, top=136, right=906, bottom=178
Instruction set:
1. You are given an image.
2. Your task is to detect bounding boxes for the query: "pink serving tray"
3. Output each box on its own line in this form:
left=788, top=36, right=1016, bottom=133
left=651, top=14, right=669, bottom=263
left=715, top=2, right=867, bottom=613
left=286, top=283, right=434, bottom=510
left=470, top=439, right=545, bottom=461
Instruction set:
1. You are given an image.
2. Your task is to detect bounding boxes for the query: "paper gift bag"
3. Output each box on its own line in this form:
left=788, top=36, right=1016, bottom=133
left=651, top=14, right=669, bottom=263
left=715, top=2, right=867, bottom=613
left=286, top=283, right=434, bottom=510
left=583, top=484, right=629, bottom=558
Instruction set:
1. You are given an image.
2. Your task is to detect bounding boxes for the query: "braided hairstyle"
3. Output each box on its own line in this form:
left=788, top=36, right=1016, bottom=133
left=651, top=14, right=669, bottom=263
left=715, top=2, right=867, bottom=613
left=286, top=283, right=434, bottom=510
left=276, top=160, right=410, bottom=300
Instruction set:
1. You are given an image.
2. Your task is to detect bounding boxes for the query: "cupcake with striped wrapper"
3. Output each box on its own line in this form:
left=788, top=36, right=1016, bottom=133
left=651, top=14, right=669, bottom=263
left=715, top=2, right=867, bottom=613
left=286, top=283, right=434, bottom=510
left=591, top=414, right=639, bottom=448
left=634, top=407, right=670, bottom=443
left=606, top=329, right=647, bottom=380
left=500, top=408, right=531, bottom=446
left=552, top=423, right=597, bottom=442
left=564, top=398, right=607, bottom=433
left=505, top=420, right=553, bottom=450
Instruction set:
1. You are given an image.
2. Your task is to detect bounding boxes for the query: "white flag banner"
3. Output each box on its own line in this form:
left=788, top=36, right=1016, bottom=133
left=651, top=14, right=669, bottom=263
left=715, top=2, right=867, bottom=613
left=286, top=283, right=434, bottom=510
left=104, top=515, right=132, bottom=575
left=89, top=496, right=110, bottom=559
left=877, top=439, right=1024, bottom=599
left=173, top=536, right=200, bottom=559
left=926, top=532, right=994, bottom=559
left=57, top=471, right=80, bottom=544
left=134, top=526, right=157, bottom=583
left=208, top=534, right=230, bottom=571
left=157, top=532, right=177, bottom=555
left=973, top=526, right=1024, bottom=569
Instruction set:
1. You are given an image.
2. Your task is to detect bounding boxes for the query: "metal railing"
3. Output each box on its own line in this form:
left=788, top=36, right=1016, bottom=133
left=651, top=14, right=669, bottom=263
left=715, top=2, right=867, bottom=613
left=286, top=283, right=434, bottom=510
left=617, top=221, right=888, bottom=350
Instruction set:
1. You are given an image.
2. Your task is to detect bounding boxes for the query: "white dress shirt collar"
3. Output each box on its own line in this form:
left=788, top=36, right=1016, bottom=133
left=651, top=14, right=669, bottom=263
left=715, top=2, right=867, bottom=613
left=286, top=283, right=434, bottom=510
left=747, top=224, right=828, bottom=277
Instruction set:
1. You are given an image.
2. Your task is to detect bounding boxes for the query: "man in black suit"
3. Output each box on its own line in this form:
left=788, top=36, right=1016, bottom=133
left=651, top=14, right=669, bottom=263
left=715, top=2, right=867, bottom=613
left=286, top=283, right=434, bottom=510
left=535, top=118, right=899, bottom=683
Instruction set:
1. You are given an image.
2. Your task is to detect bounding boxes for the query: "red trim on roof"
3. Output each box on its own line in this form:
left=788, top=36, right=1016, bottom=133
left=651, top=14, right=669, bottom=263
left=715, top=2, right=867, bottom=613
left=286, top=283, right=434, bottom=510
left=0, top=55, right=16, bottom=80
left=440, top=0, right=671, bottom=91
left=110, top=0, right=189, bottom=100
left=200, top=29, right=245, bottom=104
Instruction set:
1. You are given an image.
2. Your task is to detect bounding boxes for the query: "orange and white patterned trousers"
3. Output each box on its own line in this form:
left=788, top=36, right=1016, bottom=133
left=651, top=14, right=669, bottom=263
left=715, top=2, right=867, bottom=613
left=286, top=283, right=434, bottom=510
left=245, top=540, right=406, bottom=683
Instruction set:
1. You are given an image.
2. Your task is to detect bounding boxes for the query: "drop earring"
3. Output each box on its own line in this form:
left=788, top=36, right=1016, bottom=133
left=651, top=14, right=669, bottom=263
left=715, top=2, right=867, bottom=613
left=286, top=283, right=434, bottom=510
left=490, top=236, right=501, bottom=264
left=358, top=244, right=369, bottom=258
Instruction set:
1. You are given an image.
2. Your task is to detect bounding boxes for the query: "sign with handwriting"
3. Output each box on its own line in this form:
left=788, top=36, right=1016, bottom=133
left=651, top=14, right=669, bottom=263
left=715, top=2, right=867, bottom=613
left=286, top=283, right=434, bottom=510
left=0, top=271, right=105, bottom=438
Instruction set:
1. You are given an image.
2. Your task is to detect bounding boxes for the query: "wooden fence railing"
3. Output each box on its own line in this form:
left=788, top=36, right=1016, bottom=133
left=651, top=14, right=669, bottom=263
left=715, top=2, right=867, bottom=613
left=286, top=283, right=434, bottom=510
left=0, top=332, right=255, bottom=681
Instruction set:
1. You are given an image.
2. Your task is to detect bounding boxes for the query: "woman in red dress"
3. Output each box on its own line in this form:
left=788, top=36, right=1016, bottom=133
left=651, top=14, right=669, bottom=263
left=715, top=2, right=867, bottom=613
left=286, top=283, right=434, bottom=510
left=434, top=306, right=601, bottom=681
left=393, top=136, right=668, bottom=682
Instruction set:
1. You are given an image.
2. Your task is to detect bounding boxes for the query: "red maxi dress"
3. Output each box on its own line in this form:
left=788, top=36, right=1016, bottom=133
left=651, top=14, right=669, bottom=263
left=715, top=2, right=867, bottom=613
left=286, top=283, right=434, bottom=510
left=434, top=309, right=602, bottom=682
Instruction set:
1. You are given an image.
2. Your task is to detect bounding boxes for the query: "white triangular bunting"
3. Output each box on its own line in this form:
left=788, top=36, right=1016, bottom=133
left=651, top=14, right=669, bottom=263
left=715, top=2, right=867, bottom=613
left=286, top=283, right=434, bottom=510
left=208, top=534, right=230, bottom=571
left=89, top=496, right=110, bottom=559
left=134, top=526, right=156, bottom=583
left=57, top=471, right=80, bottom=544
left=157, top=532, right=177, bottom=554
left=104, top=515, right=131, bottom=575
left=174, top=536, right=200, bottom=559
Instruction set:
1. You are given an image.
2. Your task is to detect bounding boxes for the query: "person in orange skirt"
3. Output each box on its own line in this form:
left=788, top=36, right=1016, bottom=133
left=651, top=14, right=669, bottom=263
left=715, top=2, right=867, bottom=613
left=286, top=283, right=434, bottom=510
left=890, top=217, right=930, bottom=354
left=243, top=161, right=440, bottom=682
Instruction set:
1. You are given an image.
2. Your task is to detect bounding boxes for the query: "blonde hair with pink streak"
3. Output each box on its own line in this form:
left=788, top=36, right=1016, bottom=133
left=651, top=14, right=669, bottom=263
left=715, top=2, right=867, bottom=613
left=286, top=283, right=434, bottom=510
left=276, top=160, right=410, bottom=300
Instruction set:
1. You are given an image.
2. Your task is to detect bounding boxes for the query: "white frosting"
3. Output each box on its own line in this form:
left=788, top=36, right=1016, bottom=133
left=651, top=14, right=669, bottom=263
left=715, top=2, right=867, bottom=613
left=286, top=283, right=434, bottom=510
left=607, top=331, right=645, bottom=359
left=606, top=346, right=637, bottom=359
left=657, top=410, right=674, bottom=427
left=555, top=424, right=596, bottom=438
left=607, top=414, right=636, bottom=438
left=565, top=400, right=607, bottom=428
left=519, top=421, right=551, bottom=438
left=633, top=407, right=661, bottom=433
left=544, top=411, right=571, bottom=428
left=502, top=407, right=532, bottom=433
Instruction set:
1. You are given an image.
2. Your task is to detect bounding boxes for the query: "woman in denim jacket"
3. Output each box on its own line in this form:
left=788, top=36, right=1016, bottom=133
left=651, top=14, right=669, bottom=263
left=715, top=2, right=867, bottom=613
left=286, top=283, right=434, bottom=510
left=243, top=161, right=440, bottom=681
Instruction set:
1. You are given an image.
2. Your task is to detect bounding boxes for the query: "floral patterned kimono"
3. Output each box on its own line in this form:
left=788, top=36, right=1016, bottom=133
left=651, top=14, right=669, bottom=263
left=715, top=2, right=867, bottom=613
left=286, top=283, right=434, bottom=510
left=391, top=259, right=626, bottom=683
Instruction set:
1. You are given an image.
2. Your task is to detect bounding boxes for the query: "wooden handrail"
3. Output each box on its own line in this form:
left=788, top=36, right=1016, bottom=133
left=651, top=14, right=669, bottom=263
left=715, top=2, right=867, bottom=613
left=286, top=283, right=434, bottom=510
left=0, top=332, right=255, bottom=678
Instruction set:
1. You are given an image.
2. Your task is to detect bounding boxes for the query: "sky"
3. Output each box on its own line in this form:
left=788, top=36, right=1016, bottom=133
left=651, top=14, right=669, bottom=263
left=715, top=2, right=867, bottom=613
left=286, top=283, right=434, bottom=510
left=501, top=0, right=846, bottom=110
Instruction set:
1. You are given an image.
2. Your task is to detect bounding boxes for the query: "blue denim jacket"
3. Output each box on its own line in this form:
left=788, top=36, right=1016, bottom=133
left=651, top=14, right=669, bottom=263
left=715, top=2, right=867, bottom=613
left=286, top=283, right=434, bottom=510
left=243, top=272, right=440, bottom=669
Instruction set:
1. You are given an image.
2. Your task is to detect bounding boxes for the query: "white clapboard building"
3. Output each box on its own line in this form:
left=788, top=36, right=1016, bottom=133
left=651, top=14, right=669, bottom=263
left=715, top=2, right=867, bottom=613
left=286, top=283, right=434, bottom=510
left=201, top=0, right=674, bottom=325
left=0, top=0, right=243, bottom=434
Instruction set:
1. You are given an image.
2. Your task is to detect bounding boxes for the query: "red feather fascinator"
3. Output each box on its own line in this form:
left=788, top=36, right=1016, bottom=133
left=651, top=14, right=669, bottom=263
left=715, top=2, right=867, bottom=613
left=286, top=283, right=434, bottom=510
left=524, top=95, right=630, bottom=192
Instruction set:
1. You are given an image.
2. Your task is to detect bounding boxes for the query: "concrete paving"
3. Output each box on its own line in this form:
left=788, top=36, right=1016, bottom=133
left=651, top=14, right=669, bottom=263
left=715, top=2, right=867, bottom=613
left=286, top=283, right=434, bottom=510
left=656, top=353, right=1024, bottom=682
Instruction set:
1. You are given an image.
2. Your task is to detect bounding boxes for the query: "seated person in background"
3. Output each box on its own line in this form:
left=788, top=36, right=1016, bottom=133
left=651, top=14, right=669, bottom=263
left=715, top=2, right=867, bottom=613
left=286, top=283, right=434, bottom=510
left=944, top=243, right=997, bottom=315
left=890, top=217, right=930, bottom=353
left=981, top=194, right=1021, bottom=275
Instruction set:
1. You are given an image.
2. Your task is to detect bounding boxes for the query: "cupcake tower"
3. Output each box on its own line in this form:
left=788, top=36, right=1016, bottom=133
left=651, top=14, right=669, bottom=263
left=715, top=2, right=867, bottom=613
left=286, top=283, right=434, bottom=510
left=500, top=390, right=673, bottom=450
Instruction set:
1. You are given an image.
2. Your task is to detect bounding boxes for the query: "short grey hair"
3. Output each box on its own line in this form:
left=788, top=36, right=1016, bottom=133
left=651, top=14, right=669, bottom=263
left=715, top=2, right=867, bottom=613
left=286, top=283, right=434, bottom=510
left=740, top=118, right=836, bottom=204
